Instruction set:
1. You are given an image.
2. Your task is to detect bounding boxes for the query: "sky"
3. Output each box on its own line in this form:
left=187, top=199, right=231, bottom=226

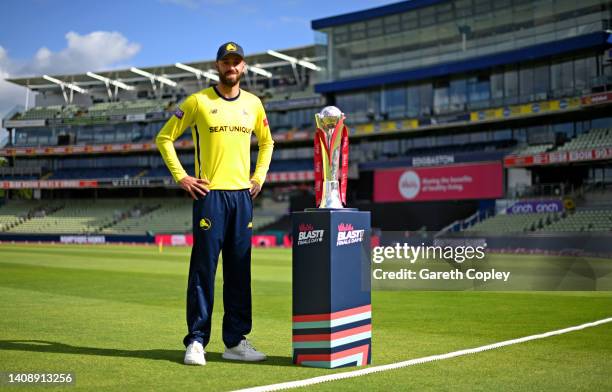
left=0, top=0, right=398, bottom=141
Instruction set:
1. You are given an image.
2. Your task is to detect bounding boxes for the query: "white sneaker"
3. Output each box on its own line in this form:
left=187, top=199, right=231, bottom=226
left=184, top=341, right=206, bottom=366
left=222, top=339, right=266, bottom=362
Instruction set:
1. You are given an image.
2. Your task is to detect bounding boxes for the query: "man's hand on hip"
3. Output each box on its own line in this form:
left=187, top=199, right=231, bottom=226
left=250, top=179, right=262, bottom=199
left=179, top=176, right=210, bottom=200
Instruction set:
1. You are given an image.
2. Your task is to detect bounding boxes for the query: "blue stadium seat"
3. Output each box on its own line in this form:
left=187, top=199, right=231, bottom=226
left=49, top=167, right=143, bottom=180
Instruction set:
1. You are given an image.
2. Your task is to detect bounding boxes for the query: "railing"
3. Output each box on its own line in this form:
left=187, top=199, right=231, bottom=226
left=581, top=180, right=612, bottom=207
left=506, top=183, right=578, bottom=199
left=436, top=208, right=494, bottom=236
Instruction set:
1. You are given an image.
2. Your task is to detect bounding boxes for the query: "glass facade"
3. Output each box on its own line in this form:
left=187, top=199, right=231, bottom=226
left=318, top=0, right=611, bottom=81
left=266, top=108, right=314, bottom=133
left=334, top=52, right=602, bottom=122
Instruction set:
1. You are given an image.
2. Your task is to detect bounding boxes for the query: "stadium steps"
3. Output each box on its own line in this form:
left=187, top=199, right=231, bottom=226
left=5, top=199, right=139, bottom=234
left=511, top=143, right=554, bottom=156
left=464, top=211, right=561, bottom=234
left=538, top=208, right=612, bottom=232
left=1, top=197, right=289, bottom=235
left=98, top=197, right=289, bottom=235
left=257, top=214, right=291, bottom=233
left=1, top=201, right=66, bottom=232
left=252, top=199, right=289, bottom=232
left=94, top=201, right=163, bottom=234
left=557, top=128, right=612, bottom=152
left=101, top=199, right=191, bottom=235
left=0, top=201, right=41, bottom=232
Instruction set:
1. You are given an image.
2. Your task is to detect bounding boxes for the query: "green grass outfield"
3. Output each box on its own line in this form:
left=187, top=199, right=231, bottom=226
left=0, top=244, right=610, bottom=391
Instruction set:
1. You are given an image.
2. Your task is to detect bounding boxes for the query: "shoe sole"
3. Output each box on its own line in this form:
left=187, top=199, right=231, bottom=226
left=184, top=360, right=206, bottom=366
left=222, top=352, right=266, bottom=362
left=184, top=356, right=206, bottom=366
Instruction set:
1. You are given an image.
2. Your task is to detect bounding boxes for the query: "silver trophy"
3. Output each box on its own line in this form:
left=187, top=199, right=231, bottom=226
left=315, top=106, right=345, bottom=209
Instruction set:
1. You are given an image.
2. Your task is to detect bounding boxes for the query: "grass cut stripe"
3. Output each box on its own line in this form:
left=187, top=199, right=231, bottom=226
left=235, top=316, right=612, bottom=392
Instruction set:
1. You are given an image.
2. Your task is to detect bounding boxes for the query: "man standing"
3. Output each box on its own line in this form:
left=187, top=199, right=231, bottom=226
left=156, top=42, right=274, bottom=366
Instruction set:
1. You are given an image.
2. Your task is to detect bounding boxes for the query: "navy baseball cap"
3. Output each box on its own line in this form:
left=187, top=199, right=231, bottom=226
left=216, top=42, right=244, bottom=61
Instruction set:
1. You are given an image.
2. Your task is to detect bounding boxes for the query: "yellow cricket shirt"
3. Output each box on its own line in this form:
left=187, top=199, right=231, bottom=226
left=155, top=86, right=274, bottom=190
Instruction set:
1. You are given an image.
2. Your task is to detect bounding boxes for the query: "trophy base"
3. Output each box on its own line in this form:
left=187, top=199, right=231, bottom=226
left=305, top=208, right=357, bottom=211
left=291, top=209, right=372, bottom=368
left=319, top=181, right=343, bottom=209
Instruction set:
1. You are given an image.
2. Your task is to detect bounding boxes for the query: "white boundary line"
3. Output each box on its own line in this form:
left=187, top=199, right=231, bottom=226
left=234, top=316, right=612, bottom=392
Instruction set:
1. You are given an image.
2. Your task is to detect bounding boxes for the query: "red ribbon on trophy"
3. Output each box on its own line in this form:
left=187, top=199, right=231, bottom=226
left=314, top=116, right=349, bottom=207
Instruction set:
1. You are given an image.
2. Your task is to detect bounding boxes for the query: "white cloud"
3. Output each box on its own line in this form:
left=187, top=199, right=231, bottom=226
left=0, top=31, right=140, bottom=145
left=0, top=48, right=24, bottom=113
left=20, top=31, right=141, bottom=76
left=0, top=46, right=23, bottom=145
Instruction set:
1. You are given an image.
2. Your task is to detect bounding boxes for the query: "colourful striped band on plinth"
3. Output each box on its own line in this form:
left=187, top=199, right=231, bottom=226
left=292, top=304, right=371, bottom=329
left=292, top=324, right=371, bottom=348
left=296, top=344, right=370, bottom=368
left=293, top=304, right=372, bottom=368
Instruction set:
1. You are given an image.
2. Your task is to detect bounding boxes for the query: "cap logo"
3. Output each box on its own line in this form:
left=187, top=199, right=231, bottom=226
left=226, top=43, right=237, bottom=51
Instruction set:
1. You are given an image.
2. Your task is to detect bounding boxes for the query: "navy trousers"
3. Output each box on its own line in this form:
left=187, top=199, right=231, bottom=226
left=183, top=189, right=253, bottom=348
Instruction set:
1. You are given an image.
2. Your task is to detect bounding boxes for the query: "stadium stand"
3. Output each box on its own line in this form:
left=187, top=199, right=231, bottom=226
left=511, top=143, right=554, bottom=155
left=101, top=199, right=190, bottom=235
left=253, top=198, right=289, bottom=231
left=464, top=212, right=558, bottom=234
left=0, top=200, right=50, bottom=231
left=557, top=128, right=612, bottom=151
left=541, top=208, right=612, bottom=232
left=48, top=167, right=143, bottom=180
left=84, top=100, right=169, bottom=118
left=100, top=197, right=289, bottom=235
left=5, top=199, right=135, bottom=234
left=267, top=159, right=312, bottom=172
left=7, top=99, right=172, bottom=124
left=146, top=167, right=172, bottom=178
left=464, top=187, right=612, bottom=234
left=581, top=186, right=612, bottom=207
left=17, top=105, right=62, bottom=120
left=0, top=196, right=290, bottom=236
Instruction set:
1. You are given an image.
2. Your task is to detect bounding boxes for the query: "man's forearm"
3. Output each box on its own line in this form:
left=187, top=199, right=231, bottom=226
left=252, top=141, right=273, bottom=186
left=156, top=136, right=188, bottom=182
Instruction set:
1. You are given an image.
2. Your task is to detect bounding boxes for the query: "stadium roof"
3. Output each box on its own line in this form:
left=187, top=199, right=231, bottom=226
left=311, top=0, right=447, bottom=30
left=6, top=45, right=319, bottom=92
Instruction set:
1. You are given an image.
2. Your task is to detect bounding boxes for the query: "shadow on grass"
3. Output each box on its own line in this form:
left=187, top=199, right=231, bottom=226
left=0, top=340, right=294, bottom=367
